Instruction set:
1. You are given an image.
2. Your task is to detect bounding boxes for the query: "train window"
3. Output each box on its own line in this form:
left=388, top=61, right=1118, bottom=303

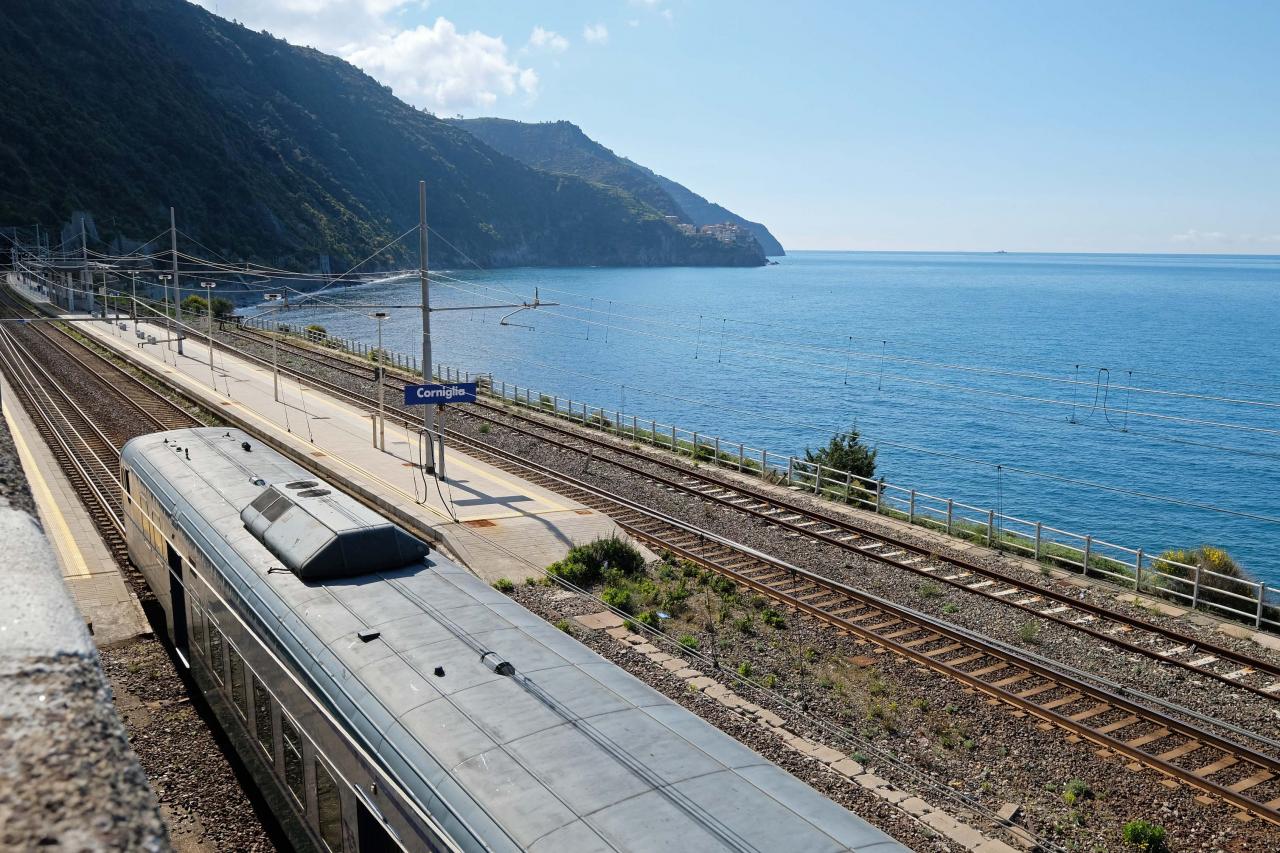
left=123, top=470, right=131, bottom=497
left=208, top=624, right=225, bottom=683
left=253, top=676, right=273, bottom=759
left=228, top=647, right=247, bottom=718
left=315, top=760, right=344, bottom=852
left=281, top=714, right=306, bottom=808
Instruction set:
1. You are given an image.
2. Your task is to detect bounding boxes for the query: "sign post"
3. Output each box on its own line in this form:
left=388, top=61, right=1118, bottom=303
left=402, top=383, right=477, bottom=482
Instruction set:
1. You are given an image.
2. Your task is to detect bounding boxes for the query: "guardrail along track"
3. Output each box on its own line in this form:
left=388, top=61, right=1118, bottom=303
left=189, top=323, right=1280, bottom=822
left=222, top=324, right=1280, bottom=702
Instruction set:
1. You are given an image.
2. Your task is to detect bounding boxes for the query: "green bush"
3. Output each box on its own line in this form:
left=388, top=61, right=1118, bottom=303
left=737, top=661, right=753, bottom=677
left=554, top=618, right=572, bottom=633
left=1062, top=778, right=1092, bottom=806
left=547, top=536, right=646, bottom=588
left=678, top=634, right=699, bottom=650
left=304, top=323, right=327, bottom=340
left=491, top=578, right=514, bottom=593
left=760, top=609, right=786, bottom=629
left=1018, top=621, right=1041, bottom=644
left=602, top=585, right=632, bottom=613
left=635, top=610, right=661, bottom=631
left=803, top=424, right=877, bottom=480
left=1121, top=820, right=1167, bottom=852
left=1151, top=545, right=1274, bottom=623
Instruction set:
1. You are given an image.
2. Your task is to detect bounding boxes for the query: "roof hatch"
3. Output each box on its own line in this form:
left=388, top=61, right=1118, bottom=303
left=240, top=485, right=429, bottom=580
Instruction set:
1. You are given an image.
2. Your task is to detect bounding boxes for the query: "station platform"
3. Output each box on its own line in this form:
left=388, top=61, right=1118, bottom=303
left=1, top=372, right=149, bottom=646
left=74, top=312, right=632, bottom=583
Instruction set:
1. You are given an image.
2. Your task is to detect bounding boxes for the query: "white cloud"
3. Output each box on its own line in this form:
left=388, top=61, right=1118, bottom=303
left=191, top=1, right=540, bottom=112
left=626, top=19, right=641, bottom=28
left=527, top=25, right=568, bottom=53
left=346, top=18, right=536, bottom=110
left=661, top=8, right=674, bottom=22
left=583, top=23, right=609, bottom=45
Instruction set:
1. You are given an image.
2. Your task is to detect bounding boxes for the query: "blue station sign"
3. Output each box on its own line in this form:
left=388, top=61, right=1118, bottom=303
left=403, top=382, right=478, bottom=406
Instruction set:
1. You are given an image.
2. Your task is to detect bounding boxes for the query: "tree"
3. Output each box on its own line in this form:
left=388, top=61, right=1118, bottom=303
left=804, top=425, right=877, bottom=481
left=181, top=294, right=234, bottom=319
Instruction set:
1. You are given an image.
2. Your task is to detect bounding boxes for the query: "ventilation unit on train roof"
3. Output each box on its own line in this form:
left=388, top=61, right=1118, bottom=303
left=240, top=485, right=429, bottom=580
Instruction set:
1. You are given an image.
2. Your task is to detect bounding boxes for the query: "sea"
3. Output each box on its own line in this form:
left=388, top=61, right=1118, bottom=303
left=251, top=251, right=1280, bottom=586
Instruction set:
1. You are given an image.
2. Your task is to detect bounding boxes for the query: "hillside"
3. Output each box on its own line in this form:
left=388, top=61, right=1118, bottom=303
left=450, top=118, right=785, bottom=256
left=0, top=0, right=763, bottom=269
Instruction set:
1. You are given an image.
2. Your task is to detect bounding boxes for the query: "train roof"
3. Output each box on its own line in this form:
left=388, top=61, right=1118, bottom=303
left=121, top=428, right=907, bottom=853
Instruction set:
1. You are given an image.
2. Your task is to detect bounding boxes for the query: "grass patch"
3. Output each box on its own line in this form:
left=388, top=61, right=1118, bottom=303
left=491, top=578, right=514, bottom=593
left=1121, top=820, right=1167, bottom=852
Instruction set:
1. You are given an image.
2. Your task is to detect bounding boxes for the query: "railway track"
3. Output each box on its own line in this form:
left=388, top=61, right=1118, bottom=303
left=224, top=323, right=1280, bottom=703
left=0, top=293, right=200, bottom=566
left=202, top=322, right=1280, bottom=822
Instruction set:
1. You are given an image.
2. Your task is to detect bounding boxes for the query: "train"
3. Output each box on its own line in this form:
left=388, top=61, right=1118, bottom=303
left=121, top=427, right=907, bottom=853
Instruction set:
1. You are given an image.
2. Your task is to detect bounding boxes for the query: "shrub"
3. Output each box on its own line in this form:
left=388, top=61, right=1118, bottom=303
left=602, top=585, right=632, bottom=613
left=478, top=423, right=491, bottom=434
left=1018, top=621, right=1041, bottom=644
left=1152, top=545, right=1271, bottom=622
left=1122, top=820, right=1167, bottom=852
left=918, top=582, right=942, bottom=599
left=524, top=576, right=537, bottom=586
left=678, top=634, right=699, bottom=650
left=803, top=424, right=877, bottom=480
left=1062, top=778, right=1092, bottom=806
left=733, top=616, right=755, bottom=636
left=492, top=578, right=514, bottom=593
left=547, top=536, right=645, bottom=587
left=554, top=619, right=572, bottom=633
left=760, top=609, right=786, bottom=629
left=942, top=602, right=959, bottom=614
left=737, top=661, right=753, bottom=678
left=635, top=610, right=661, bottom=631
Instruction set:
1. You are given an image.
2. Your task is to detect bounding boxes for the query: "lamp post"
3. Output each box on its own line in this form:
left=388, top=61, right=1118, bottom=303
left=200, top=281, right=216, bottom=389
left=158, top=273, right=172, bottom=347
left=130, top=274, right=138, bottom=334
left=264, top=293, right=283, bottom=401
left=374, top=311, right=388, bottom=450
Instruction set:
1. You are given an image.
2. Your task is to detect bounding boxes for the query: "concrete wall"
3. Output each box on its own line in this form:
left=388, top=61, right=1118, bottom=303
left=0, top=411, right=168, bottom=849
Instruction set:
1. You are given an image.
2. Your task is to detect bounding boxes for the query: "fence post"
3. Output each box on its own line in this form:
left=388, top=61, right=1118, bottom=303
left=714, top=436, right=721, bottom=464
left=844, top=471, right=852, bottom=503
left=947, top=499, right=954, bottom=535
left=692, top=432, right=699, bottom=458
left=738, top=443, right=744, bottom=473
left=986, top=510, right=995, bottom=546
left=1034, top=522, right=1042, bottom=561
left=1256, top=582, right=1266, bottom=628
left=1082, top=535, right=1092, bottom=574
left=760, top=448, right=767, bottom=478
left=874, top=482, right=882, bottom=514
left=632, top=415, right=637, bottom=440
left=670, top=424, right=676, bottom=450
left=1191, top=563, right=1201, bottom=610
left=909, top=489, right=916, bottom=524
left=814, top=464, right=823, bottom=495
left=1134, top=548, right=1143, bottom=592
left=584, top=403, right=590, bottom=426
left=786, top=456, right=795, bottom=485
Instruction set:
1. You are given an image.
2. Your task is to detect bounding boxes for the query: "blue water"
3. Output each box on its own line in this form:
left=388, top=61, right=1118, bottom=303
left=258, top=252, right=1280, bottom=584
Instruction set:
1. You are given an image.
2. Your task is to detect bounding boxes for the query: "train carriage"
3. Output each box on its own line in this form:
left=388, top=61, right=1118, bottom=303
left=121, top=427, right=906, bottom=853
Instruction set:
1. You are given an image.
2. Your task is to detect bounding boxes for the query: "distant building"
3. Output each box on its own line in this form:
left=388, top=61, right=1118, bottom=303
left=699, top=222, right=751, bottom=243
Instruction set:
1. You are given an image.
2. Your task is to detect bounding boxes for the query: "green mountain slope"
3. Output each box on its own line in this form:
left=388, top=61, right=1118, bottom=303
left=449, top=118, right=785, bottom=256
left=0, top=0, right=763, bottom=269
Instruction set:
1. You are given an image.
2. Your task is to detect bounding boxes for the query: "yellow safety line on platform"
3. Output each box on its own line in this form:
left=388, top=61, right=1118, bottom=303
left=3, top=394, right=93, bottom=578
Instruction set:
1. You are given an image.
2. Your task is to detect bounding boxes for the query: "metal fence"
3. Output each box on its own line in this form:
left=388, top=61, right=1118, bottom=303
left=237, top=314, right=1280, bottom=631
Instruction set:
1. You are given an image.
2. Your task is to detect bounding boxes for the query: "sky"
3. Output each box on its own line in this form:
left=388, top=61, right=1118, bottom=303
left=192, top=1, right=1280, bottom=254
